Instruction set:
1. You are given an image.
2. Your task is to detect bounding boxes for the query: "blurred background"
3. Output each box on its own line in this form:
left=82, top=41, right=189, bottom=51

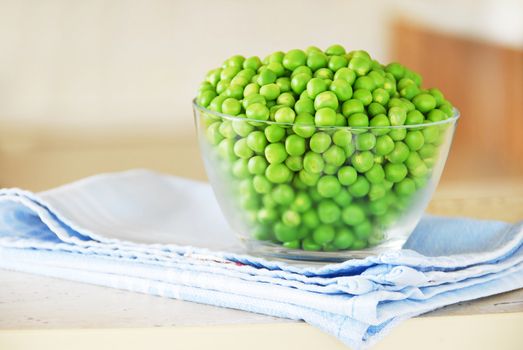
left=0, top=0, right=522, bottom=193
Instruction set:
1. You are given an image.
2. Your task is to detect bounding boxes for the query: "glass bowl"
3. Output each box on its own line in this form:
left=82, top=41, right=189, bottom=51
left=193, top=99, right=459, bottom=261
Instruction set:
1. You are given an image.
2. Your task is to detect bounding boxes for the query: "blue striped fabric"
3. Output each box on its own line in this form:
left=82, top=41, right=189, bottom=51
left=1, top=170, right=522, bottom=349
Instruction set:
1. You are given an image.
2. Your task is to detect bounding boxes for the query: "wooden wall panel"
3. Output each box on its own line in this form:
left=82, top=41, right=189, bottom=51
left=392, top=21, right=523, bottom=181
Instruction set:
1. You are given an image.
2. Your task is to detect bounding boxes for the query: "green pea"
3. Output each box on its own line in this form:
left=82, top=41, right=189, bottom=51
left=246, top=130, right=267, bottom=153
left=197, top=90, right=217, bottom=107
left=282, top=210, right=301, bottom=227
left=388, top=106, right=407, bottom=126
left=368, top=197, right=388, bottom=215
left=317, top=176, right=341, bottom=198
left=313, top=225, right=335, bottom=245
left=422, top=126, right=439, bottom=143
left=221, top=66, right=240, bottom=80
left=368, top=182, right=387, bottom=201
left=246, top=103, right=270, bottom=120
left=385, top=163, right=408, bottom=183
left=263, top=125, right=285, bottom=143
left=334, top=67, right=356, bottom=85
left=348, top=176, right=370, bottom=197
left=395, top=177, right=416, bottom=196
left=285, top=134, right=306, bottom=156
left=285, top=156, right=303, bottom=172
left=265, top=163, right=291, bottom=183
left=253, top=175, right=272, bottom=194
left=405, top=130, right=425, bottom=151
left=257, top=207, right=278, bottom=225
left=348, top=57, right=372, bottom=76
left=386, top=141, right=410, bottom=164
left=310, top=132, right=332, bottom=153
left=328, top=55, right=348, bottom=72
left=351, top=151, right=374, bottom=173
left=314, top=67, right=334, bottom=80
left=290, top=73, right=312, bottom=94
left=335, top=113, right=347, bottom=126
left=333, top=188, right=353, bottom=206
left=218, top=120, right=236, bottom=138
left=341, top=204, right=366, bottom=226
left=428, top=109, right=446, bottom=122
left=209, top=95, right=227, bottom=112
left=407, top=153, right=429, bottom=177
left=375, top=135, right=395, bottom=156
left=242, top=83, right=259, bottom=98
left=259, top=83, right=280, bottom=100
left=293, top=113, right=316, bottom=138
left=383, top=78, right=397, bottom=96
left=323, top=164, right=339, bottom=175
left=439, top=103, right=454, bottom=118
left=276, top=92, right=295, bottom=107
left=274, top=222, right=298, bottom=243
left=389, top=128, right=407, bottom=141
left=412, top=93, right=437, bottom=113
left=218, top=139, right=236, bottom=160
left=333, top=228, right=355, bottom=249
left=314, top=91, right=339, bottom=110
left=332, top=129, right=352, bottom=148
left=274, top=106, right=296, bottom=123
left=302, top=237, right=322, bottom=251
left=342, top=99, right=365, bottom=117
left=271, top=184, right=295, bottom=205
left=257, top=69, right=277, bottom=86
left=329, top=79, right=353, bottom=102
left=248, top=156, right=268, bottom=175
left=353, top=89, right=373, bottom=106
left=419, top=144, right=437, bottom=159
left=306, top=77, right=328, bottom=98
left=303, top=152, right=325, bottom=174
left=291, top=191, right=312, bottom=213
left=294, top=97, right=315, bottom=115
left=206, top=68, right=222, bottom=87
left=337, top=166, right=358, bottom=185
left=232, top=158, right=250, bottom=178
left=266, top=61, right=285, bottom=77
left=221, top=98, right=241, bottom=115
left=369, top=114, right=390, bottom=135
left=354, top=220, right=372, bottom=240
left=348, top=113, right=369, bottom=128
left=283, top=49, right=307, bottom=70
left=406, top=110, right=424, bottom=125
left=234, top=138, right=254, bottom=159
left=325, top=44, right=346, bottom=55
left=400, top=98, right=416, bottom=112
left=242, top=94, right=266, bottom=109
left=230, top=75, right=250, bottom=88
left=292, top=65, right=313, bottom=77
left=355, top=133, right=376, bottom=151
left=354, top=76, right=375, bottom=91
left=399, top=84, right=419, bottom=100
left=265, top=143, right=287, bottom=164
left=365, top=163, right=385, bottom=184
left=206, top=122, right=224, bottom=145
left=243, top=56, right=262, bottom=71
left=367, top=102, right=386, bottom=117
left=317, top=199, right=341, bottom=224
left=307, top=51, right=328, bottom=71
left=323, top=145, right=346, bottom=167
left=296, top=172, right=318, bottom=190
left=314, top=107, right=337, bottom=126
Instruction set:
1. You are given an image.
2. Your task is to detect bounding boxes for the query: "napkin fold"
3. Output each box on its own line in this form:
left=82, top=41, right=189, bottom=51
left=1, top=169, right=522, bottom=349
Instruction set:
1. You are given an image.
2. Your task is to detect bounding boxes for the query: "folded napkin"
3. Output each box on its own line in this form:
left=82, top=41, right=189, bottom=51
left=1, top=169, right=522, bottom=349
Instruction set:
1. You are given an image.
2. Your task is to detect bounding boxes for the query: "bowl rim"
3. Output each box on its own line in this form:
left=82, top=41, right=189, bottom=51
left=192, top=98, right=460, bottom=130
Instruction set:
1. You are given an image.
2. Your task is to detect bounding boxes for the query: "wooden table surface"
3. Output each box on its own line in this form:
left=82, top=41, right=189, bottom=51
left=1, top=126, right=522, bottom=349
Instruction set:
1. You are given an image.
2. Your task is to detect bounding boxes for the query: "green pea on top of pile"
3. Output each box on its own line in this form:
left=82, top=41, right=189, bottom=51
left=195, top=44, right=456, bottom=252
left=196, top=44, right=454, bottom=127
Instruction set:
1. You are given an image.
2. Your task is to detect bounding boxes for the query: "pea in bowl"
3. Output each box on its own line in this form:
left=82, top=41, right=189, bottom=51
left=193, top=46, right=459, bottom=261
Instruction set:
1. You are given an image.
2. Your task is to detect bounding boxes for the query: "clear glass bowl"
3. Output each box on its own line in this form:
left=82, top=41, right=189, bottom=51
left=193, top=100, right=459, bottom=261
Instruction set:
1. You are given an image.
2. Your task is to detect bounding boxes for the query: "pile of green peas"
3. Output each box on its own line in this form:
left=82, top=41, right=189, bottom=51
left=195, top=44, right=455, bottom=252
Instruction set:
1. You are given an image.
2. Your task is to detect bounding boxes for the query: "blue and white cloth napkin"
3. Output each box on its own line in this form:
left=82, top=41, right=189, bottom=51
left=1, top=169, right=522, bottom=349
